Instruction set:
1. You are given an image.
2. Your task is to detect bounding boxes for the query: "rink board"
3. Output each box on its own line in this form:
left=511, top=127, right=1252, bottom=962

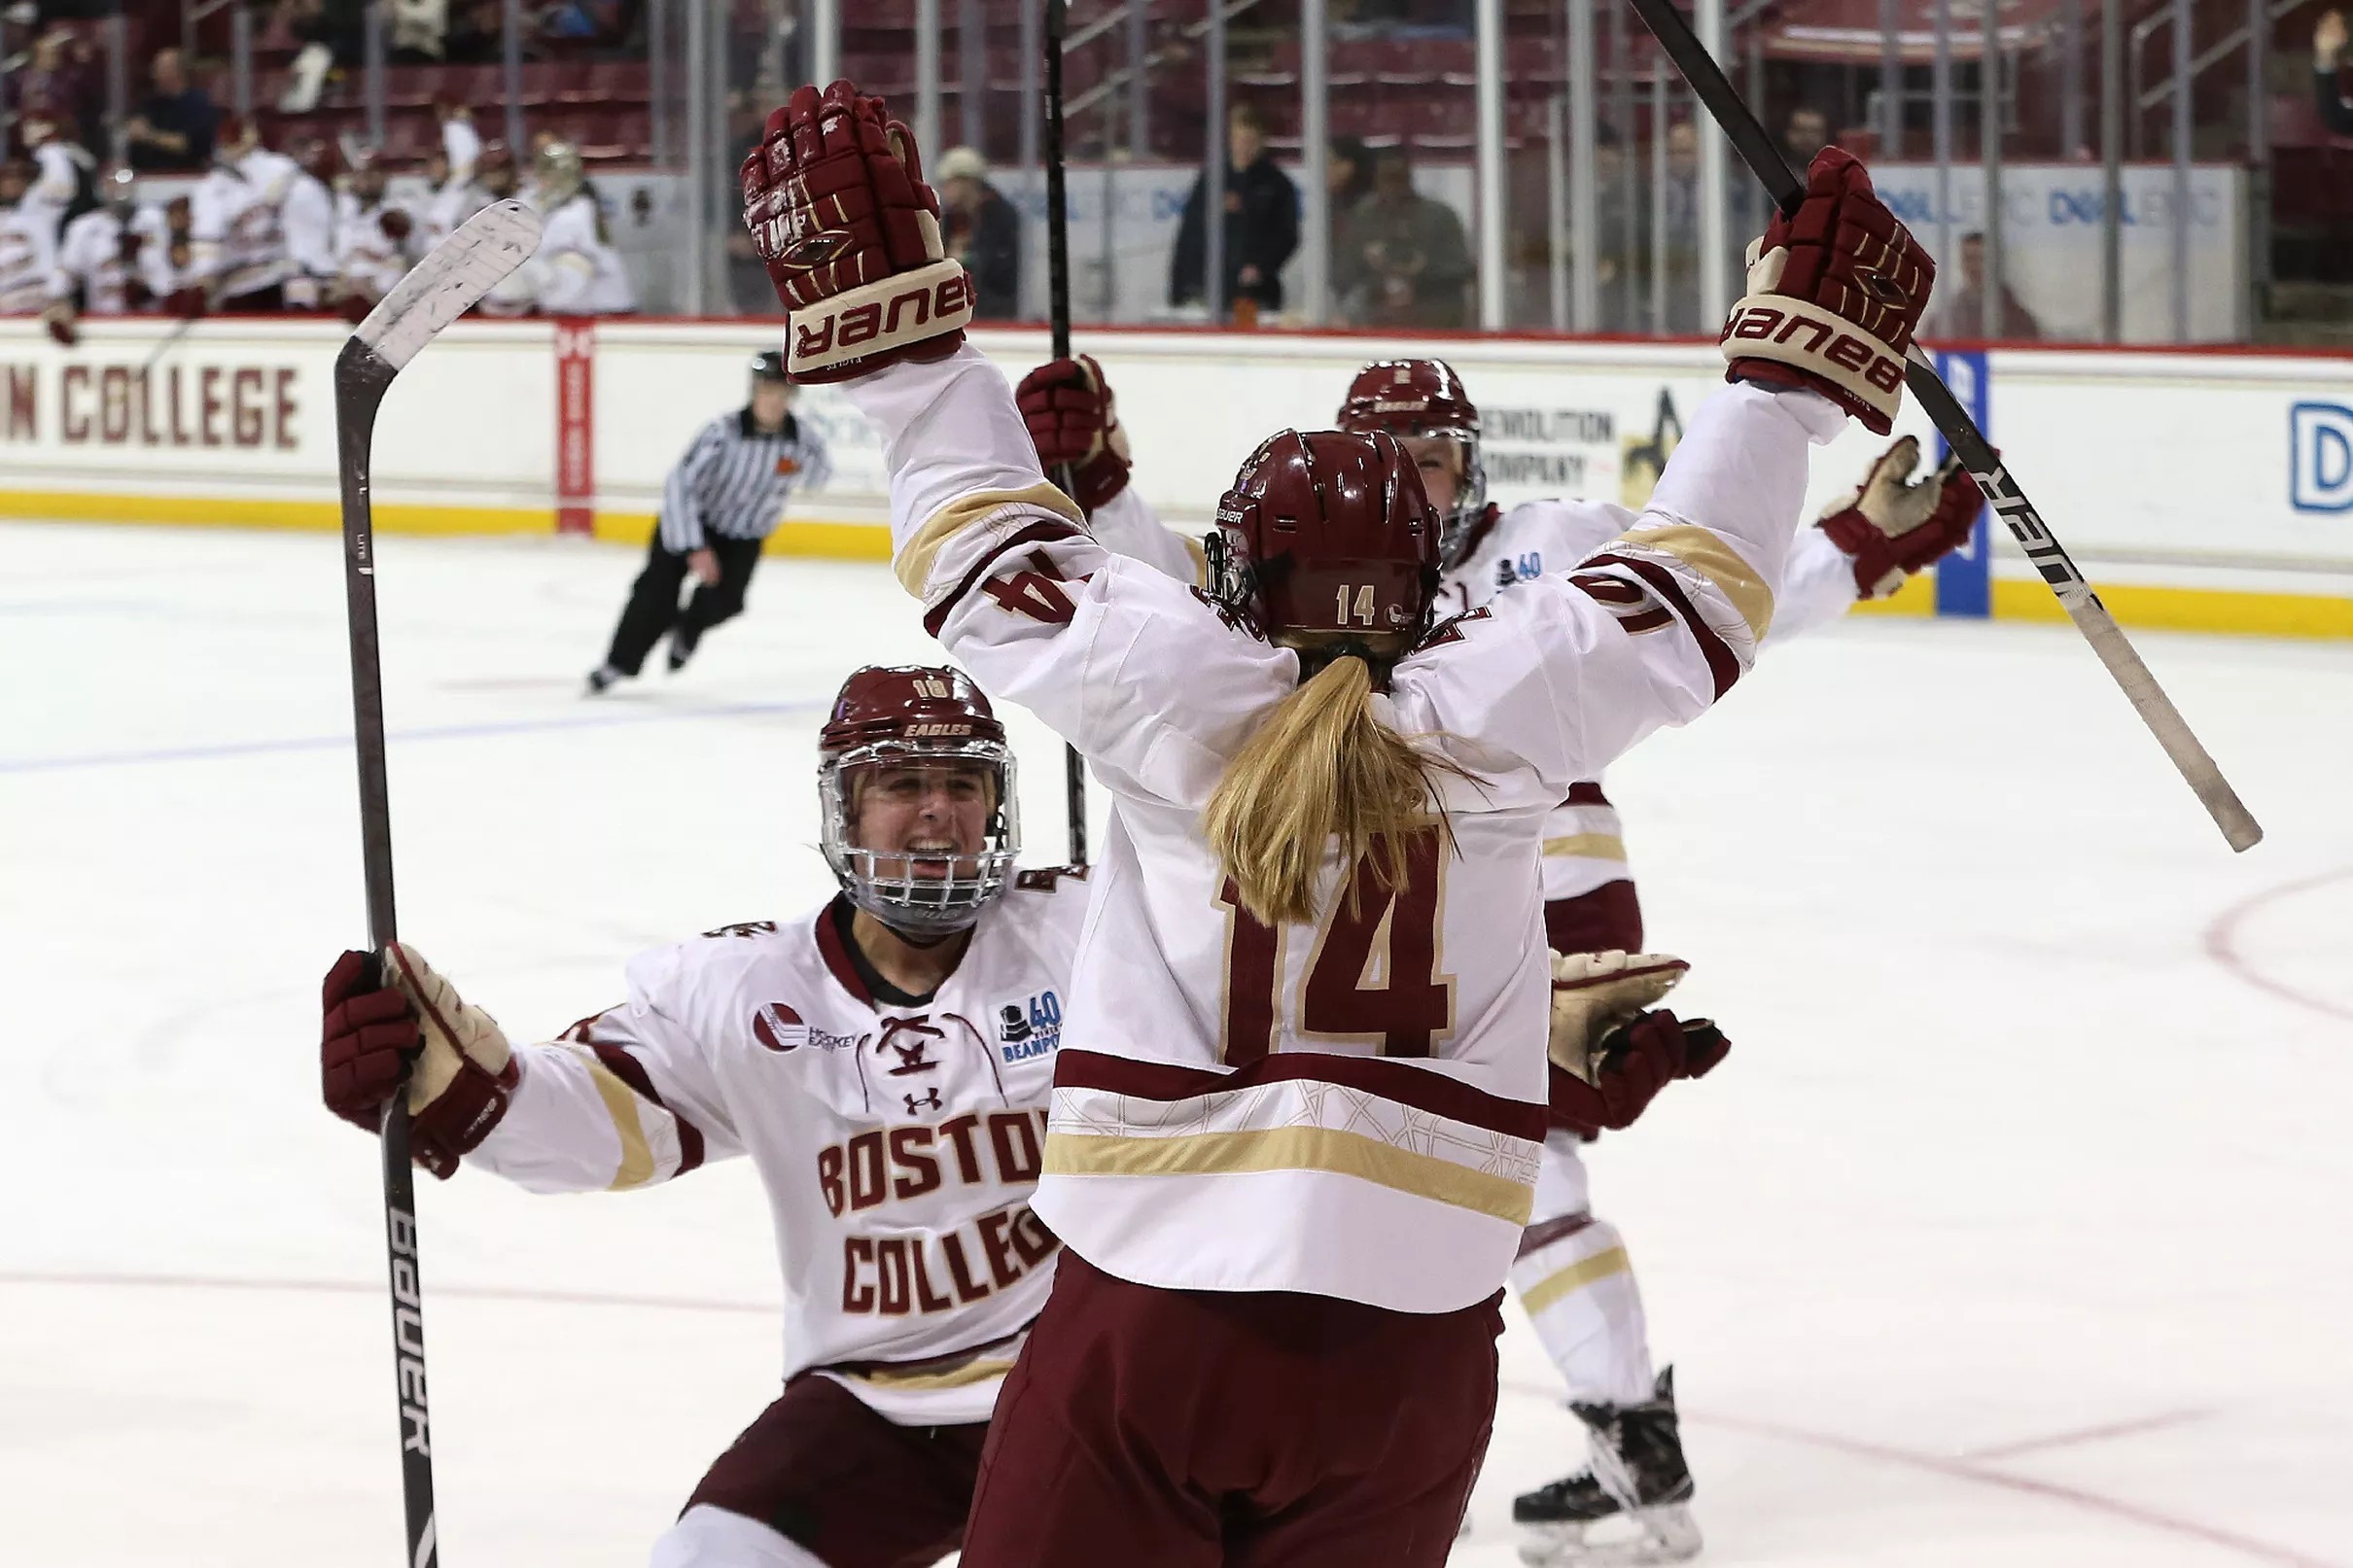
left=1, top=317, right=2348, bottom=638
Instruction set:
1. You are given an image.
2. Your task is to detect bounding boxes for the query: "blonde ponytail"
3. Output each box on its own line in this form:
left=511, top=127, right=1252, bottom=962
left=1203, top=655, right=1462, bottom=927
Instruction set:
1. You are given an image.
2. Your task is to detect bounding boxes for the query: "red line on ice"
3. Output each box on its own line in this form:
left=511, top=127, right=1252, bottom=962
left=1500, top=1375, right=2341, bottom=1568
left=2201, top=866, right=2353, bottom=1026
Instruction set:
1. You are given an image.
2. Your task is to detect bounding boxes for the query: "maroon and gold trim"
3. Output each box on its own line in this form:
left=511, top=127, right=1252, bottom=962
left=921, top=518, right=1089, bottom=637
left=1577, top=553, right=1741, bottom=699
left=1051, top=1046, right=1547, bottom=1143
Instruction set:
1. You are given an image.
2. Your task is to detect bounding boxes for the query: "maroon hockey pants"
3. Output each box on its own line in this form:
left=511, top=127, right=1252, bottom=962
left=959, top=1248, right=1501, bottom=1568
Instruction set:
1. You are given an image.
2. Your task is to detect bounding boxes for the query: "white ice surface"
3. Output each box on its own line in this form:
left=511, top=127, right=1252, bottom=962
left=4, top=520, right=2349, bottom=1568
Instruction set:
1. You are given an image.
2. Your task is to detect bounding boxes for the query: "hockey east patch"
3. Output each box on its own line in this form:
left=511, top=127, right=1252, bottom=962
left=998, top=990, right=1064, bottom=1063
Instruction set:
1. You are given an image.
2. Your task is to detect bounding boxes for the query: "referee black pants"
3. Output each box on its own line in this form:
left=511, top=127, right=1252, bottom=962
left=603, top=527, right=767, bottom=676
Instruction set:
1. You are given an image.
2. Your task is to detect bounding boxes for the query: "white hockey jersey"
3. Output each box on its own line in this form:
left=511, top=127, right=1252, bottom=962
left=0, top=204, right=58, bottom=313
left=848, top=342, right=1842, bottom=1313
left=191, top=150, right=299, bottom=300
left=50, top=206, right=170, bottom=313
left=278, top=169, right=338, bottom=306
left=332, top=192, right=417, bottom=302
left=533, top=192, right=635, bottom=315
left=468, top=875, right=1090, bottom=1424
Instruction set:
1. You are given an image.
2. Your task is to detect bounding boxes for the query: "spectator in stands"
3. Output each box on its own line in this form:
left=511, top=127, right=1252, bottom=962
left=1328, top=135, right=1376, bottom=219
left=1782, top=103, right=1830, bottom=167
left=123, top=49, right=218, bottom=172
left=1926, top=229, right=2042, bottom=340
left=1170, top=102, right=1298, bottom=317
left=444, top=0, right=508, bottom=63
left=2315, top=12, right=2353, bottom=133
left=1334, top=146, right=1471, bottom=330
left=937, top=146, right=1021, bottom=320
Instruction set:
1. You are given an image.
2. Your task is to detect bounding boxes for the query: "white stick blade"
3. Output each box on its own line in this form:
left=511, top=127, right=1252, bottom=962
left=353, top=200, right=544, bottom=372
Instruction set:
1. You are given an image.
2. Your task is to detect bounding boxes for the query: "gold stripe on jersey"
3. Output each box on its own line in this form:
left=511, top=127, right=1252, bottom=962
left=565, top=1043, right=656, bottom=1190
left=1520, top=1243, right=1633, bottom=1315
left=1542, top=832, right=1628, bottom=862
left=1615, top=524, right=1775, bottom=640
left=895, top=482, right=1085, bottom=598
left=1182, top=532, right=1210, bottom=588
left=1043, top=1126, right=1535, bottom=1226
left=848, top=1357, right=1019, bottom=1392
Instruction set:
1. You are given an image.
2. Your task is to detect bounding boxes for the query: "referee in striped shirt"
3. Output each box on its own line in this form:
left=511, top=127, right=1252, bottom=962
left=587, top=350, right=832, bottom=693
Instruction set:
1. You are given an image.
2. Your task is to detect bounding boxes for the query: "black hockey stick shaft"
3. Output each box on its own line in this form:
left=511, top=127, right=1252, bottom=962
left=1622, top=0, right=2260, bottom=853
left=334, top=337, right=441, bottom=1568
left=1042, top=0, right=1088, bottom=867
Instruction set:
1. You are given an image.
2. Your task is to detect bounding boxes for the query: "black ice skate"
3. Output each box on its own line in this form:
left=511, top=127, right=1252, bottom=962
left=666, top=622, right=701, bottom=673
left=585, top=663, right=624, bottom=695
left=1513, top=1368, right=1701, bottom=1566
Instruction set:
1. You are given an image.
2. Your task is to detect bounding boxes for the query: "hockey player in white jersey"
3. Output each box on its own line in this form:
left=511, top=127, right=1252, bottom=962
left=41, top=166, right=169, bottom=345
left=329, top=149, right=417, bottom=320
left=1022, top=346, right=1983, bottom=1563
left=188, top=117, right=299, bottom=312
left=13, top=112, right=96, bottom=251
left=278, top=134, right=340, bottom=311
left=321, top=665, right=1088, bottom=1568
left=742, top=83, right=1941, bottom=1566
left=0, top=156, right=60, bottom=319
left=524, top=139, right=637, bottom=315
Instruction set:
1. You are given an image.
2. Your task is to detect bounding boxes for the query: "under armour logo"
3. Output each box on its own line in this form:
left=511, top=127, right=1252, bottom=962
left=877, top=1017, right=944, bottom=1077
left=904, top=1088, right=943, bottom=1114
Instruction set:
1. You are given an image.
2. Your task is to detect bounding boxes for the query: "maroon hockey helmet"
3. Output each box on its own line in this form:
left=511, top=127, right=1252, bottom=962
left=1336, top=359, right=1490, bottom=568
left=817, top=666, right=1020, bottom=935
left=1207, top=430, right=1442, bottom=664
left=474, top=139, right=518, bottom=195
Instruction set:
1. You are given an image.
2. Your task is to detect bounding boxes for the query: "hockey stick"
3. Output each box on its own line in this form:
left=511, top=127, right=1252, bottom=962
left=1623, top=0, right=2261, bottom=854
left=1042, top=0, right=1089, bottom=868
left=333, top=198, right=543, bottom=1568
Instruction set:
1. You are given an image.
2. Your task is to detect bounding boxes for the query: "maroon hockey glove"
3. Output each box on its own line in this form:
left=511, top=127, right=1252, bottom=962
left=740, top=80, right=973, bottom=384
left=321, top=947, right=516, bottom=1179
left=164, top=285, right=207, bottom=320
left=1548, top=1010, right=1729, bottom=1135
left=40, top=302, right=79, bottom=347
left=1815, top=435, right=1986, bottom=598
left=1017, top=355, right=1133, bottom=512
left=1722, top=147, right=1933, bottom=435
left=379, top=207, right=413, bottom=243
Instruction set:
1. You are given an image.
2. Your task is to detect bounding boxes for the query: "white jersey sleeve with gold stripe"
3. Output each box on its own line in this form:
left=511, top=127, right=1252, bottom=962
left=465, top=877, right=1090, bottom=1424
left=841, top=346, right=1840, bottom=1313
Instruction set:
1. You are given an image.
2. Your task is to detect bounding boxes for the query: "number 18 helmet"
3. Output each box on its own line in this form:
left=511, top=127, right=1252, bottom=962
left=817, top=665, right=1020, bottom=935
left=1336, top=359, right=1489, bottom=569
left=1205, top=429, right=1442, bottom=672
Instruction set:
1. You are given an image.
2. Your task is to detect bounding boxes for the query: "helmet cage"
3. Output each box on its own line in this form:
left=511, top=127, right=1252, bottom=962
left=818, top=737, right=1019, bottom=936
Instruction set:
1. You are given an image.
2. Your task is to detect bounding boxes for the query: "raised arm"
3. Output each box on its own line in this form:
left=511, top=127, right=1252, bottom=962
left=1015, top=354, right=1204, bottom=584
left=740, top=82, right=1292, bottom=795
left=320, top=943, right=741, bottom=1191
left=1409, top=149, right=1940, bottom=786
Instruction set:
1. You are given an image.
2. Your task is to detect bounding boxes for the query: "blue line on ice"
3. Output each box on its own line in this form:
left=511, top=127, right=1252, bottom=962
left=0, top=700, right=822, bottom=776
